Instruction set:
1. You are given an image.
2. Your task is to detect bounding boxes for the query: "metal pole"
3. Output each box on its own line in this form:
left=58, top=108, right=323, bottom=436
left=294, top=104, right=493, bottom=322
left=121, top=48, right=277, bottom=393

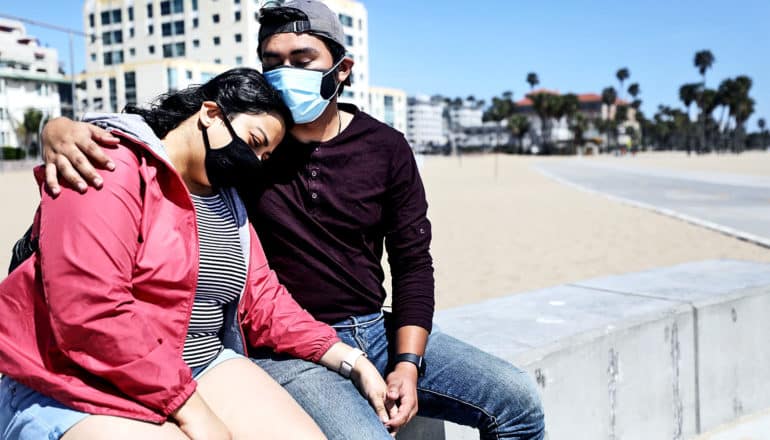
left=69, top=31, right=77, bottom=118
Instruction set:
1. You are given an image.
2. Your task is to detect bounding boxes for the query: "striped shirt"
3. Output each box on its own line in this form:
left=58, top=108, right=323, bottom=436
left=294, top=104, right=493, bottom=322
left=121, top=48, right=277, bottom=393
left=183, top=193, right=247, bottom=368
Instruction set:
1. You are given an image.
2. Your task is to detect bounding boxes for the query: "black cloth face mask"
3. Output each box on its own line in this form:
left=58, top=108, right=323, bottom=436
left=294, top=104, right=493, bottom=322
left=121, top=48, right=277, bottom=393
left=201, top=110, right=264, bottom=190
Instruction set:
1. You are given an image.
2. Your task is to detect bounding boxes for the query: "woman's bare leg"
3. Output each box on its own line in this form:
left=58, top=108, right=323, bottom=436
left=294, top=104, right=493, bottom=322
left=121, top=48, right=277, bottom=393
left=197, top=357, right=326, bottom=439
left=62, top=415, right=187, bottom=440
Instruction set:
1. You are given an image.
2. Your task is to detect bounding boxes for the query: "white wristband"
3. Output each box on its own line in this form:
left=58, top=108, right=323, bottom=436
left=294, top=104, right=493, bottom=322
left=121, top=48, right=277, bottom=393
left=339, top=348, right=366, bottom=378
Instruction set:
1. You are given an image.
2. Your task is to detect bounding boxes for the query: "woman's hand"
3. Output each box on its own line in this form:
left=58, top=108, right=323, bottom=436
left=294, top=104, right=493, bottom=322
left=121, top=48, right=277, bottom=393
left=41, top=117, right=120, bottom=195
left=171, top=391, right=232, bottom=440
left=350, top=356, right=398, bottom=431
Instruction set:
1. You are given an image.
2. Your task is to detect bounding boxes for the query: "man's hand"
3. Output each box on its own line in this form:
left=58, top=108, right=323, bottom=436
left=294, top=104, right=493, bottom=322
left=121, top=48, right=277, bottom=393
left=384, top=362, right=419, bottom=434
left=41, top=117, right=120, bottom=195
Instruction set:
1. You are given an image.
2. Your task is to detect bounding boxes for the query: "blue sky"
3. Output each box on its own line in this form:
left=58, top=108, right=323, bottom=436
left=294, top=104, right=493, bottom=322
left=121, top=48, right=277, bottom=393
left=3, top=1, right=768, bottom=129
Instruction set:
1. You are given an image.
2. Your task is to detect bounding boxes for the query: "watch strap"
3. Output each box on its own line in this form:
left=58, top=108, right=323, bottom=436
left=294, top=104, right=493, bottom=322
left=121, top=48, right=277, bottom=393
left=394, top=353, right=426, bottom=377
left=339, top=348, right=366, bottom=378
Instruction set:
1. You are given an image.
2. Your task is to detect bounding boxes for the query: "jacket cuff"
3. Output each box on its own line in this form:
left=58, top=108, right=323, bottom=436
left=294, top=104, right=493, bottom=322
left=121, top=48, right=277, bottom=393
left=309, top=335, right=341, bottom=363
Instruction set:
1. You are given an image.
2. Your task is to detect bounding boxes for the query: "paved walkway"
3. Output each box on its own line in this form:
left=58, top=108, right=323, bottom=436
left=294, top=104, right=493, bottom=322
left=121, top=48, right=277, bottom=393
left=536, top=160, right=770, bottom=247
left=695, top=407, right=770, bottom=440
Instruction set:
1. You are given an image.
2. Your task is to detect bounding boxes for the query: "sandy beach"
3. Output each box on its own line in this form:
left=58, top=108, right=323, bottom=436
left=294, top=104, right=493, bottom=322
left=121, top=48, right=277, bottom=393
left=2, top=152, right=769, bottom=310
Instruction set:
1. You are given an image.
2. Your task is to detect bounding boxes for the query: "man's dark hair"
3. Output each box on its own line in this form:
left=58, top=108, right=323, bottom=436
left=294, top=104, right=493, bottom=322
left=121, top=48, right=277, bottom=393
left=124, top=68, right=293, bottom=139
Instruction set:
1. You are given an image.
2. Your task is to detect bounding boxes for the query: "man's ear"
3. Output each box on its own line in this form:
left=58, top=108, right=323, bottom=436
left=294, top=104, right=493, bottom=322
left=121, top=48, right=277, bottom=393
left=336, top=57, right=355, bottom=85
left=198, top=101, right=222, bottom=129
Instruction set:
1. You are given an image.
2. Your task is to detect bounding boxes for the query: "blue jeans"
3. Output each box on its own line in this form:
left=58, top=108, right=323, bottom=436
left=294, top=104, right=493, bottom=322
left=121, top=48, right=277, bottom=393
left=252, top=311, right=544, bottom=440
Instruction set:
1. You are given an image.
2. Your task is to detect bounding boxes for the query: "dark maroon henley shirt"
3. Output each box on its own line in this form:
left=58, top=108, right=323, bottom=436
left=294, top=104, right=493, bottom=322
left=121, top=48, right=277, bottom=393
left=240, top=104, right=435, bottom=332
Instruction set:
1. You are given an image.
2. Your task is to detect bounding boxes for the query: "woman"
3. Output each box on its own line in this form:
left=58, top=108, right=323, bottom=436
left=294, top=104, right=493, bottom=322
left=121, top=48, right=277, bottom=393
left=0, top=68, right=390, bottom=439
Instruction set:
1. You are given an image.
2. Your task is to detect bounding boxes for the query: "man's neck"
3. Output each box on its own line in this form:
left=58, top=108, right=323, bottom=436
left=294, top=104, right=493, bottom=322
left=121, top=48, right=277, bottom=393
left=290, top=100, right=350, bottom=144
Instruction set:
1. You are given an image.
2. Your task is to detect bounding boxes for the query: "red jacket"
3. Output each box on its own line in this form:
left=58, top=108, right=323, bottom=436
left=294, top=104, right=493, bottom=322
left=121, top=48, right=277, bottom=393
left=0, top=127, right=339, bottom=423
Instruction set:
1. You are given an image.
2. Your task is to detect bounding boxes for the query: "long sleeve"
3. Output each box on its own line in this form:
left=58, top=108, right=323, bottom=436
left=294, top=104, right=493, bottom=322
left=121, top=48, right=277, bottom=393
left=240, top=226, right=340, bottom=363
left=384, top=137, right=435, bottom=332
left=37, top=145, right=195, bottom=417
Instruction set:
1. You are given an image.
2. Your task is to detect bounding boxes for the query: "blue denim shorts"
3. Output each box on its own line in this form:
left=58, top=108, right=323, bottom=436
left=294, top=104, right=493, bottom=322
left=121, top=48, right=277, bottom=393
left=0, top=348, right=242, bottom=440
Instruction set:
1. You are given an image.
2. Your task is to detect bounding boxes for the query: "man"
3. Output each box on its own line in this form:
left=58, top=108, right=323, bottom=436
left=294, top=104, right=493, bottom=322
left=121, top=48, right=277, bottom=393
left=24, top=1, right=544, bottom=438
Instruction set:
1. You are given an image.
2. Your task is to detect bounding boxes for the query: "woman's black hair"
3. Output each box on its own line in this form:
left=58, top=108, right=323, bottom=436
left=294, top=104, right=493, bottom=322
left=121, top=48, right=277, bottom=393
left=124, top=68, right=293, bottom=139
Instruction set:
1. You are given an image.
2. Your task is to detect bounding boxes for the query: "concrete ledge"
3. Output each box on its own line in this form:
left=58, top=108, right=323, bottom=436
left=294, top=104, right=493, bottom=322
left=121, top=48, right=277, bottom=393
left=401, top=260, right=770, bottom=439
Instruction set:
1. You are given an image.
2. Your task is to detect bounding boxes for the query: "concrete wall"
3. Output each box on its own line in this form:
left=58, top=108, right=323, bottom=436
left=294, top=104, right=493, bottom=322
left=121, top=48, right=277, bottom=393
left=400, top=260, right=770, bottom=440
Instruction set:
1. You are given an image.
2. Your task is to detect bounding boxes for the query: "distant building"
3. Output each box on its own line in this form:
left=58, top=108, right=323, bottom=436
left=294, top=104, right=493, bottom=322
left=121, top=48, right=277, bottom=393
left=515, top=89, right=640, bottom=149
left=368, top=86, right=406, bottom=134
left=406, top=95, right=447, bottom=151
left=79, top=0, right=369, bottom=113
left=0, top=18, right=67, bottom=148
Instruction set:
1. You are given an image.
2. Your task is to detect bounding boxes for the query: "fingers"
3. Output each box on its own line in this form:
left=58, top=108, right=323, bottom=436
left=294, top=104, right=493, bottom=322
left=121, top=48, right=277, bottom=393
left=371, top=393, right=390, bottom=425
left=89, top=124, right=120, bottom=146
left=44, top=162, right=61, bottom=197
left=82, top=137, right=116, bottom=173
left=71, top=144, right=106, bottom=188
left=56, top=154, right=88, bottom=193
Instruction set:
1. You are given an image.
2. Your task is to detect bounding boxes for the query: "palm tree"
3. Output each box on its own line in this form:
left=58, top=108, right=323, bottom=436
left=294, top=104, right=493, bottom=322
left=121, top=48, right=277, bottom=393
left=694, top=50, right=715, bottom=85
left=679, top=83, right=699, bottom=151
left=508, top=114, right=531, bottom=153
left=627, top=83, right=640, bottom=100
left=601, top=87, right=618, bottom=149
left=568, top=112, right=589, bottom=154
left=616, top=68, right=630, bottom=100
left=759, top=118, right=768, bottom=148
left=526, top=72, right=539, bottom=91
left=527, top=92, right=549, bottom=149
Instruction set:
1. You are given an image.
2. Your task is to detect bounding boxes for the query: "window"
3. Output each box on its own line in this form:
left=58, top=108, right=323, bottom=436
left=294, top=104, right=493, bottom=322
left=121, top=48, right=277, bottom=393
left=235, top=56, right=243, bottom=65
left=234, top=0, right=240, bottom=3
left=89, top=13, right=94, bottom=27
left=101, top=11, right=111, bottom=25
left=128, top=6, right=134, bottom=20
left=358, top=19, right=362, bottom=30
left=234, top=11, right=241, bottom=21
left=103, top=52, right=113, bottom=65
left=91, top=33, right=96, bottom=43
left=193, top=39, right=200, bottom=48
left=162, top=22, right=172, bottom=36
left=95, top=79, right=103, bottom=89
left=149, top=45, right=155, bottom=54
left=114, top=50, right=124, bottom=63
left=162, top=42, right=185, bottom=57
left=160, top=1, right=171, bottom=15
left=90, top=53, right=96, bottom=61
left=345, top=34, right=354, bottom=46
left=201, top=72, right=215, bottom=82
left=213, top=36, right=220, bottom=45
left=94, top=97, right=104, bottom=110
left=129, top=47, right=136, bottom=56
left=192, top=0, right=198, bottom=11
left=186, top=70, right=193, bottom=80
left=172, top=0, right=184, bottom=13
left=193, top=17, right=199, bottom=28
left=234, top=33, right=242, bottom=42
left=175, top=42, right=185, bottom=57
left=109, top=78, right=118, bottom=111
left=125, top=71, right=137, bottom=106
left=339, top=14, right=353, bottom=27
left=114, top=30, right=123, bottom=43
left=148, top=24, right=154, bottom=35
left=112, top=9, right=122, bottom=23
left=129, top=27, right=135, bottom=38
left=102, top=31, right=112, bottom=45
left=147, top=3, right=153, bottom=18
left=174, top=20, right=184, bottom=35
left=213, top=14, right=220, bottom=23
left=167, top=67, right=177, bottom=91
left=214, top=58, right=221, bottom=64
left=162, top=43, right=173, bottom=57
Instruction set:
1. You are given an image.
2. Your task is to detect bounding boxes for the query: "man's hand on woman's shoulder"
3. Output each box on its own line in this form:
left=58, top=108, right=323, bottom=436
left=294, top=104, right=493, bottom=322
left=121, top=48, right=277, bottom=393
left=41, top=117, right=121, bottom=196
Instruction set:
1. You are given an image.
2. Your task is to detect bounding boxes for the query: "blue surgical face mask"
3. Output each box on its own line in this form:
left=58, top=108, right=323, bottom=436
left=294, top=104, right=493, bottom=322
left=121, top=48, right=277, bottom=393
left=264, top=58, right=345, bottom=124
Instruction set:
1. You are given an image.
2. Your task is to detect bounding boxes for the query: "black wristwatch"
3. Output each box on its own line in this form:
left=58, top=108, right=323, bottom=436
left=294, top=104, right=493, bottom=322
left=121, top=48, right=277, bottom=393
left=394, top=353, right=426, bottom=377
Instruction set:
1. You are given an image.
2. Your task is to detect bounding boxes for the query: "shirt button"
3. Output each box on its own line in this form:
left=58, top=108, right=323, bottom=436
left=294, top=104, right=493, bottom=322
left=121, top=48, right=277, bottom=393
left=311, top=192, right=318, bottom=200
left=311, top=170, right=318, bottom=178
left=419, top=228, right=425, bottom=234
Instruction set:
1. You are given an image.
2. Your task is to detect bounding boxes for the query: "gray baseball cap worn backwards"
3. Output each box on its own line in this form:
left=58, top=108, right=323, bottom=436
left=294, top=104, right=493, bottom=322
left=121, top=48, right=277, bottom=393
left=258, top=0, right=346, bottom=49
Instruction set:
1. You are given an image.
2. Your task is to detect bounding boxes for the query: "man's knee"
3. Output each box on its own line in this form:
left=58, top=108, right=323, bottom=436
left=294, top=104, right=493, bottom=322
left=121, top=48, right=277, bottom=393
left=493, top=368, right=545, bottom=437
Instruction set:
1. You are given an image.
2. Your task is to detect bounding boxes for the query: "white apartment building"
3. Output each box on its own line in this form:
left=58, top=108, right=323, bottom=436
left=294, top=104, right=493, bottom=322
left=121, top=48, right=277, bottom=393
left=447, top=100, right=483, bottom=129
left=406, top=94, right=447, bottom=150
left=324, top=0, right=368, bottom=111
left=368, top=86, right=406, bottom=134
left=0, top=19, right=66, bottom=148
left=80, top=0, right=369, bottom=114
